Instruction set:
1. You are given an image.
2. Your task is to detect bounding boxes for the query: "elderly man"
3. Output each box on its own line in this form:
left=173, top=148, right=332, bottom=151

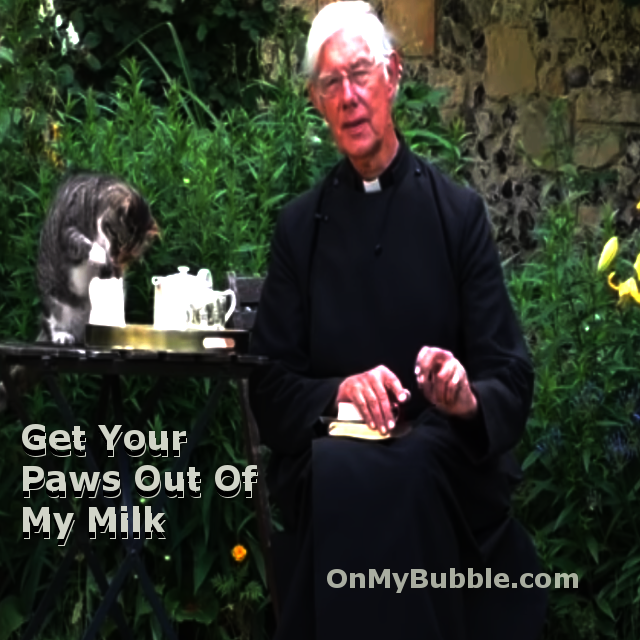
left=249, top=2, right=547, bottom=639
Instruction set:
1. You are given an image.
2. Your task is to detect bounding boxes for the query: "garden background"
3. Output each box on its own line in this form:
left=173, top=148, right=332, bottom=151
left=1, top=0, right=640, bottom=638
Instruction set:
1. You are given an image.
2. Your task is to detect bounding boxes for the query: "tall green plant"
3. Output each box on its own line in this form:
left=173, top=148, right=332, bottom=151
left=509, top=197, right=640, bottom=640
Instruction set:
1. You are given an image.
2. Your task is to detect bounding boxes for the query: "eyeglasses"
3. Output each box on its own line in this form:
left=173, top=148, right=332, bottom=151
left=315, top=62, right=383, bottom=99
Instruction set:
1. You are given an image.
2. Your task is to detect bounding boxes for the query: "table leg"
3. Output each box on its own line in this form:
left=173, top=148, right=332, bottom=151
left=76, top=506, right=135, bottom=640
left=149, top=378, right=228, bottom=517
left=81, top=553, right=136, bottom=640
left=133, top=554, right=180, bottom=640
left=109, top=376, right=136, bottom=542
left=106, top=376, right=179, bottom=639
left=9, top=371, right=122, bottom=640
left=38, top=374, right=138, bottom=637
left=42, top=374, right=115, bottom=512
left=35, top=373, right=163, bottom=638
left=0, top=358, right=30, bottom=427
left=238, top=378, right=280, bottom=624
left=20, top=546, right=77, bottom=640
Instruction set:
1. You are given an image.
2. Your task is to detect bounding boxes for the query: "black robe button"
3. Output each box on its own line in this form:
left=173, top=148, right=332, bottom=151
left=415, top=167, right=422, bottom=176
left=333, top=177, right=339, bottom=187
left=323, top=215, right=329, bottom=222
left=374, top=244, right=383, bottom=256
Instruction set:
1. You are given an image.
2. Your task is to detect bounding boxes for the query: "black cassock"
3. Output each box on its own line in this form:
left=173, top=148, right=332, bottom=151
left=249, top=142, right=547, bottom=640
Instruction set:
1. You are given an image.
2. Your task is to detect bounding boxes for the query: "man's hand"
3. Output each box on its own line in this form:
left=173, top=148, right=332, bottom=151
left=335, top=365, right=410, bottom=435
left=415, top=347, right=477, bottom=419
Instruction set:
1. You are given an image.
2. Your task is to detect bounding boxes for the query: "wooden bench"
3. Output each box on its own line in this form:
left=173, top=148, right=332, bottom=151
left=226, top=272, right=281, bottom=624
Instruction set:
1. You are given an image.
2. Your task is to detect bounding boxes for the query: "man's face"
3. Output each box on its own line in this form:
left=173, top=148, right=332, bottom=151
left=310, top=29, right=398, bottom=162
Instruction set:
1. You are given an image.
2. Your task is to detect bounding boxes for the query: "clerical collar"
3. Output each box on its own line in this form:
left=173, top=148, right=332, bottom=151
left=340, top=136, right=409, bottom=193
left=363, top=178, right=382, bottom=193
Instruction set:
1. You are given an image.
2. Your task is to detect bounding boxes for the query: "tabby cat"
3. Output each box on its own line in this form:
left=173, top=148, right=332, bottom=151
left=0, top=173, right=158, bottom=413
left=36, top=173, right=158, bottom=343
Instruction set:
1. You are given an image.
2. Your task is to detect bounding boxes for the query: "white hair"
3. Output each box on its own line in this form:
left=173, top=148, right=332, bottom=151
left=303, top=1, right=395, bottom=79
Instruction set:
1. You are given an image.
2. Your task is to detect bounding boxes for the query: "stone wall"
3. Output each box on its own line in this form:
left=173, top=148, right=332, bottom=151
left=281, top=0, right=640, bottom=255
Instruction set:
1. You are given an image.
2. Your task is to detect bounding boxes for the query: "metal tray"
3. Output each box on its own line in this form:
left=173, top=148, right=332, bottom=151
left=85, top=324, right=250, bottom=353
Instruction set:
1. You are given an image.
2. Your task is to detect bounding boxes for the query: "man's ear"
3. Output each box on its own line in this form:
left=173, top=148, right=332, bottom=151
left=309, top=82, right=325, bottom=117
left=386, top=51, right=402, bottom=99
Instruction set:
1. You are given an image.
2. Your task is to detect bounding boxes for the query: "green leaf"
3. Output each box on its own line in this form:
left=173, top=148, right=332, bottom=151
left=71, top=597, right=83, bottom=625
left=148, top=0, right=175, bottom=13
left=0, top=46, right=14, bottom=66
left=553, top=503, right=575, bottom=531
left=57, top=64, right=74, bottom=87
left=0, top=596, right=25, bottom=640
left=70, top=8, right=85, bottom=34
left=194, top=541, right=215, bottom=593
left=521, top=449, right=540, bottom=471
left=582, top=448, right=590, bottom=473
left=595, top=595, right=616, bottom=621
left=621, top=554, right=640, bottom=572
left=0, top=109, right=12, bottom=140
left=83, top=31, right=101, bottom=49
left=84, top=53, right=101, bottom=71
left=586, top=536, right=599, bottom=564
left=196, top=23, right=208, bottom=42
left=150, top=615, right=162, bottom=640
left=403, top=128, right=453, bottom=148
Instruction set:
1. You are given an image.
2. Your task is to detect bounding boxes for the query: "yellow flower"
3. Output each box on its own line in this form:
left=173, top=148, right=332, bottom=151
left=607, top=273, right=640, bottom=305
left=598, top=237, right=618, bottom=272
left=634, top=252, right=640, bottom=280
left=51, top=122, right=61, bottom=142
left=231, top=544, right=247, bottom=563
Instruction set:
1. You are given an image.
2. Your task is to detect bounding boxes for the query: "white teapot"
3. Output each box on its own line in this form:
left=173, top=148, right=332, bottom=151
left=151, top=267, right=236, bottom=330
left=152, top=266, right=213, bottom=330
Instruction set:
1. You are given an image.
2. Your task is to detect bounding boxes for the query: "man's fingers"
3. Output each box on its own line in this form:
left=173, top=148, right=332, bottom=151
left=339, top=366, right=409, bottom=434
left=415, top=347, right=448, bottom=380
left=380, top=369, right=409, bottom=404
left=438, top=360, right=460, bottom=405
left=370, top=376, right=395, bottom=432
left=425, top=359, right=464, bottom=407
left=360, top=385, right=385, bottom=432
left=353, top=389, right=375, bottom=429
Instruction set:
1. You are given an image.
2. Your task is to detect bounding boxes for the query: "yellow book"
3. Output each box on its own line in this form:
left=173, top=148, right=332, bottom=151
left=328, top=421, right=392, bottom=440
left=327, top=403, right=411, bottom=440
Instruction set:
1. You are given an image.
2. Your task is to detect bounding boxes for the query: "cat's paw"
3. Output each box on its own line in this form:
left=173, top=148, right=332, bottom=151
left=88, top=243, right=108, bottom=265
left=51, top=331, right=77, bottom=345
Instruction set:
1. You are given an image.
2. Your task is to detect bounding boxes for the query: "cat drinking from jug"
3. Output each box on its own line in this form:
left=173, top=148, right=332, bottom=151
left=0, top=172, right=158, bottom=413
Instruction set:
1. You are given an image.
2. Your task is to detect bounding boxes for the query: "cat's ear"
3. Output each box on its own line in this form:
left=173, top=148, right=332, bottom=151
left=118, top=204, right=135, bottom=233
left=146, top=217, right=160, bottom=239
left=102, top=219, right=114, bottom=237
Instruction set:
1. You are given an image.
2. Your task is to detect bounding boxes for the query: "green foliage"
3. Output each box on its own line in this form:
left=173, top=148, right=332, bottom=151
left=509, top=196, right=640, bottom=640
left=520, top=98, right=619, bottom=204
left=51, top=0, right=282, bottom=110
left=394, top=78, right=473, bottom=182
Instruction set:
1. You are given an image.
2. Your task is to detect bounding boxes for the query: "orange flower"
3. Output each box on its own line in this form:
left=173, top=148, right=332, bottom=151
left=231, top=544, right=247, bottom=563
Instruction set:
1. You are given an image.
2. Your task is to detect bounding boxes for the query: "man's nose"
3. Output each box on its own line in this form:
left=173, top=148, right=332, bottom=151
left=340, top=77, right=358, bottom=103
